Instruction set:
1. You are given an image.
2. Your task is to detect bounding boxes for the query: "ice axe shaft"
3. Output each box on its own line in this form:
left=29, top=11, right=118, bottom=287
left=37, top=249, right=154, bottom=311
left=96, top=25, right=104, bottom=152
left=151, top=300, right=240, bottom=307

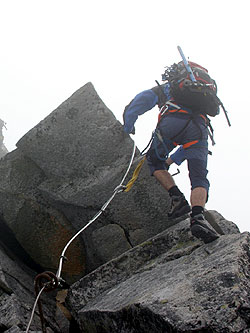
left=178, top=46, right=231, bottom=128
left=177, top=46, right=196, bottom=82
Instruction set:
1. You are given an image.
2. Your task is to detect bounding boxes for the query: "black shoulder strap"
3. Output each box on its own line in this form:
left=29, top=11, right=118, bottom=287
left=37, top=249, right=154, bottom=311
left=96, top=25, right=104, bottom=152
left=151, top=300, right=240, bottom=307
left=151, top=81, right=168, bottom=108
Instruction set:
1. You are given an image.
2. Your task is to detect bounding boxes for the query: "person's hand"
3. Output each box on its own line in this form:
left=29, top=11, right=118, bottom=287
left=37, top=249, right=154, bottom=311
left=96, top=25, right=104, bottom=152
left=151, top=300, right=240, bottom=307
left=166, top=157, right=173, bottom=170
left=130, top=127, right=135, bottom=135
left=124, top=125, right=135, bottom=135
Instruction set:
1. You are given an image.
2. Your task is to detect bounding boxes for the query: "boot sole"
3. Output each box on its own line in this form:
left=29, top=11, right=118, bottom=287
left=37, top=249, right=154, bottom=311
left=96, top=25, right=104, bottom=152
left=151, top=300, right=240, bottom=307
left=191, top=224, right=219, bottom=244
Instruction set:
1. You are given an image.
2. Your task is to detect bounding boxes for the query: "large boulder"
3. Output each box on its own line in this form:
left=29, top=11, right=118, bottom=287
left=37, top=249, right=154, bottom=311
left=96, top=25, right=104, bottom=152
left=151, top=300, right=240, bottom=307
left=66, top=214, right=250, bottom=332
left=0, top=149, right=86, bottom=284
left=0, top=82, right=174, bottom=284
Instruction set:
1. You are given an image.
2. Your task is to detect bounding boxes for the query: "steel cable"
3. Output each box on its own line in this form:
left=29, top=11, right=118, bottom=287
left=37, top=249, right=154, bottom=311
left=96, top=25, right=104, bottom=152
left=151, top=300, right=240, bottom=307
left=25, top=141, right=136, bottom=332
left=56, top=141, right=136, bottom=281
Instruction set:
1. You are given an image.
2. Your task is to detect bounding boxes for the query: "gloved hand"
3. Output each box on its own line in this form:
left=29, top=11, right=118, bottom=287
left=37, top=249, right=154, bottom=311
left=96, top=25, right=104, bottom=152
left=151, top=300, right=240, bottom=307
left=123, top=124, right=135, bottom=135
left=130, top=127, right=135, bottom=135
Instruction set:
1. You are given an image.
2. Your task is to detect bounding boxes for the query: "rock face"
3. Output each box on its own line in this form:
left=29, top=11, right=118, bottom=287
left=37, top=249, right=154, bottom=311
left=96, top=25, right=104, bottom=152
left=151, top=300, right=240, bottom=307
left=0, top=83, right=249, bottom=333
left=0, top=119, right=8, bottom=159
left=0, top=239, right=69, bottom=332
left=0, top=143, right=8, bottom=159
left=67, top=215, right=250, bottom=332
left=0, top=82, right=173, bottom=285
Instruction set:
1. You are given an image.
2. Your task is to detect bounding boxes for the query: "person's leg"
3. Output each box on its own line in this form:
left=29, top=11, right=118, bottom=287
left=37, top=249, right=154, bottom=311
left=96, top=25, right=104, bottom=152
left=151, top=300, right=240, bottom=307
left=187, top=148, right=209, bottom=209
left=190, top=186, right=207, bottom=209
left=146, top=126, right=190, bottom=219
left=153, top=169, right=175, bottom=191
left=152, top=169, right=191, bottom=218
left=152, top=169, right=191, bottom=219
left=187, top=156, right=219, bottom=243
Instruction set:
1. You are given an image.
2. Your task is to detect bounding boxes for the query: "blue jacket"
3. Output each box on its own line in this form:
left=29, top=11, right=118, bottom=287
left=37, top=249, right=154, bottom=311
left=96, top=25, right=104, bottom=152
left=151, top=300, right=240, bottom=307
left=123, top=84, right=171, bottom=134
left=123, top=83, right=207, bottom=167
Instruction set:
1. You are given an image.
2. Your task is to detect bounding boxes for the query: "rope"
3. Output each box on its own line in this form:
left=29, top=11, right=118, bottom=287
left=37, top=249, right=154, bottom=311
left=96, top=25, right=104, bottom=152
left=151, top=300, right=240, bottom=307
left=124, top=156, right=146, bottom=192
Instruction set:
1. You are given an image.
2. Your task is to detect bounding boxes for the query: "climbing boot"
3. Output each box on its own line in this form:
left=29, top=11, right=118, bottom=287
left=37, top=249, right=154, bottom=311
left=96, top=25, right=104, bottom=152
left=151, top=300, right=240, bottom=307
left=168, top=195, right=191, bottom=219
left=190, top=213, right=219, bottom=244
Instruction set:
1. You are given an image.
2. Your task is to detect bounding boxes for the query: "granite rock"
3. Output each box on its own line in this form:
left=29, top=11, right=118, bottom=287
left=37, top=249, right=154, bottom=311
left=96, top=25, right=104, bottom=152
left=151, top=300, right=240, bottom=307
left=67, top=217, right=250, bottom=332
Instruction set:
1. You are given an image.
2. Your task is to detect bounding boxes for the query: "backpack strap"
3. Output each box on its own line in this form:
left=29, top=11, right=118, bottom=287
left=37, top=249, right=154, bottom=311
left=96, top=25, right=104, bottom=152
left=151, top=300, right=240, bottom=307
left=151, top=84, right=168, bottom=108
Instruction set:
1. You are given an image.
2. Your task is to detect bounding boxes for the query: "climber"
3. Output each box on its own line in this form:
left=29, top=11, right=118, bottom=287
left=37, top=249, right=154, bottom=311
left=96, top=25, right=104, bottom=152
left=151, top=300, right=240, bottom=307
left=123, top=60, right=221, bottom=244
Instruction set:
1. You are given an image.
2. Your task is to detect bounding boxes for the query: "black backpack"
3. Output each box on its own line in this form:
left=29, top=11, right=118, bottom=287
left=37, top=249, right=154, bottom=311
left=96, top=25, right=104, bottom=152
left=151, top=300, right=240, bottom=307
left=162, top=61, right=221, bottom=117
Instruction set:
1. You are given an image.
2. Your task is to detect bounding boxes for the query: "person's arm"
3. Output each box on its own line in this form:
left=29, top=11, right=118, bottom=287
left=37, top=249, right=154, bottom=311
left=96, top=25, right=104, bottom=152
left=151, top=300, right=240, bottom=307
left=123, top=89, right=158, bottom=134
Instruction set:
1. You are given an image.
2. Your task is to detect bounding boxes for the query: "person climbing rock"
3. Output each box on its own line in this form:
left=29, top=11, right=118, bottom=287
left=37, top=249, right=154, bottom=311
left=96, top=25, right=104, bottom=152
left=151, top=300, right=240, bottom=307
left=123, top=59, right=222, bottom=244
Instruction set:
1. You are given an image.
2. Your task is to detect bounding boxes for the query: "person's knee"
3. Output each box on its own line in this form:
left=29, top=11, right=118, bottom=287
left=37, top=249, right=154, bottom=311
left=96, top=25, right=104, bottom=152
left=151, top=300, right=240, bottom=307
left=191, top=179, right=210, bottom=192
left=188, top=158, right=210, bottom=192
left=147, top=160, right=168, bottom=176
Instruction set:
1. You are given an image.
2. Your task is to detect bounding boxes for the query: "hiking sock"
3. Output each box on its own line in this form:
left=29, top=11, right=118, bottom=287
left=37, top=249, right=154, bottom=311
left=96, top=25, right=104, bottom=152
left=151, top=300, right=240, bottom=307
left=168, top=186, right=183, bottom=197
left=191, top=206, right=204, bottom=218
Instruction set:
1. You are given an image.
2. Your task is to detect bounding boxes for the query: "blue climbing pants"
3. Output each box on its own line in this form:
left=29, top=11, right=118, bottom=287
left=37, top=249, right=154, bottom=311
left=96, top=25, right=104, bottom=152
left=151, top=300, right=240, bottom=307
left=146, top=114, right=210, bottom=192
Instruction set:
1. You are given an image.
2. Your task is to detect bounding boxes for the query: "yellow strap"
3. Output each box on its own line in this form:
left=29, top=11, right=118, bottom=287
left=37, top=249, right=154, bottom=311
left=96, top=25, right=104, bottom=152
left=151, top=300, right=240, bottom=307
left=124, top=156, right=146, bottom=192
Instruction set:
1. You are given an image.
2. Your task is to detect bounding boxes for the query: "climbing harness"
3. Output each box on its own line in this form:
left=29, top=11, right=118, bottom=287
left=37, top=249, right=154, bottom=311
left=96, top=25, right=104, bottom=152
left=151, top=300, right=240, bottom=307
left=26, top=141, right=137, bottom=333
left=147, top=99, right=211, bottom=168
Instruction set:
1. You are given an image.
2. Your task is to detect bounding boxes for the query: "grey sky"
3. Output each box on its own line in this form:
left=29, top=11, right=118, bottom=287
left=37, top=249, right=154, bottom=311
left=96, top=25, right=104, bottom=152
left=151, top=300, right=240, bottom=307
left=0, top=0, right=249, bottom=232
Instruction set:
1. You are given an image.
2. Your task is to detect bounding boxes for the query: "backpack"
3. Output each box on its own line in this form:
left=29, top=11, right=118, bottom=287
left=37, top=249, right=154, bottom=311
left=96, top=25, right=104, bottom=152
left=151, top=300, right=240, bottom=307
left=162, top=61, right=220, bottom=117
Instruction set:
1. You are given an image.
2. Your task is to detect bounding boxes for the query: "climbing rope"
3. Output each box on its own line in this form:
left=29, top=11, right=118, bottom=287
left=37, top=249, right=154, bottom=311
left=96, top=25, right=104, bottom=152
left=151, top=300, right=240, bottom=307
left=25, top=141, right=137, bottom=332
left=124, top=156, right=146, bottom=192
